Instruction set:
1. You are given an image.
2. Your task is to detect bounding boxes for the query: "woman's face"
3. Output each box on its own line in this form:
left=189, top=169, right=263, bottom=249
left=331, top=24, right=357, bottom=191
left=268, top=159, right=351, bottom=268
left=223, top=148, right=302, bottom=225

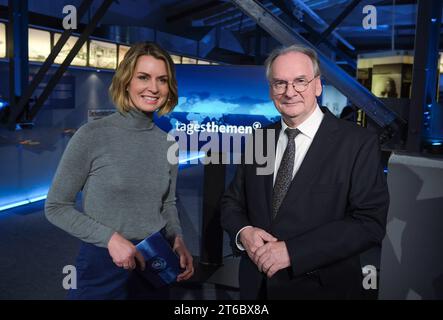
left=127, top=55, right=169, bottom=113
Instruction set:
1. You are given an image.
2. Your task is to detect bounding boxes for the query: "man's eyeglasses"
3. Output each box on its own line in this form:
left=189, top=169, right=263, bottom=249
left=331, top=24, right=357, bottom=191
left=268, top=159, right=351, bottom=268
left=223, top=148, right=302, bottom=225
left=271, top=76, right=318, bottom=94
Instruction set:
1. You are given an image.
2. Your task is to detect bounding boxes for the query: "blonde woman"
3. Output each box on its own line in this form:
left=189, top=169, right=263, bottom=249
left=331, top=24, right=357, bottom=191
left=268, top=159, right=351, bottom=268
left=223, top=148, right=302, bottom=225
left=46, top=42, right=193, bottom=300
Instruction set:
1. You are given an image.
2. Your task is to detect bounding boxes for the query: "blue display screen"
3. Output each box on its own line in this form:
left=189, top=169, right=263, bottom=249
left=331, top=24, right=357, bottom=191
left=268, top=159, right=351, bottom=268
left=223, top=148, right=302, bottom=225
left=154, top=65, right=281, bottom=145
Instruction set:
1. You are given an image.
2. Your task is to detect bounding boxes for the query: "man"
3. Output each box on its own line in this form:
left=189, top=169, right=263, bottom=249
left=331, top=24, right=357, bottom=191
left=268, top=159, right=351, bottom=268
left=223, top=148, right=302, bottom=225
left=220, top=45, right=389, bottom=299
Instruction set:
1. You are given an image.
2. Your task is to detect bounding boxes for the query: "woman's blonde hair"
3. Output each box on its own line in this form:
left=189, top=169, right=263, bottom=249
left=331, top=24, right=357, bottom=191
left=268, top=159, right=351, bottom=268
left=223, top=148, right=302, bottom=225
left=109, top=42, right=178, bottom=116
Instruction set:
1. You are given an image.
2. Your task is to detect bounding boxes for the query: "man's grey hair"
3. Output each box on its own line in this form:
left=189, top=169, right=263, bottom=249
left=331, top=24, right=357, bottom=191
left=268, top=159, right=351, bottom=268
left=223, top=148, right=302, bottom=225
left=264, top=45, right=321, bottom=80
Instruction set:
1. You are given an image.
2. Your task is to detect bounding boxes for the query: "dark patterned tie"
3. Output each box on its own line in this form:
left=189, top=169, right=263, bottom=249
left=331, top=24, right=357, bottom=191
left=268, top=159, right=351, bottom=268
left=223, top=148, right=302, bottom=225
left=272, top=128, right=301, bottom=219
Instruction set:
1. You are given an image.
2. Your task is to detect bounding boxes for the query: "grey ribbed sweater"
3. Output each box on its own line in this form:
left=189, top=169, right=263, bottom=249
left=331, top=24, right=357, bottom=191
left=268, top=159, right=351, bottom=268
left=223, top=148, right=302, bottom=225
left=45, top=108, right=182, bottom=248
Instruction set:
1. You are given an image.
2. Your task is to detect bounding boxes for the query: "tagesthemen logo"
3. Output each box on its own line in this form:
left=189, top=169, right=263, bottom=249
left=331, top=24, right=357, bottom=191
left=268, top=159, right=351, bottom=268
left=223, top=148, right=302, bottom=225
left=175, top=121, right=255, bottom=135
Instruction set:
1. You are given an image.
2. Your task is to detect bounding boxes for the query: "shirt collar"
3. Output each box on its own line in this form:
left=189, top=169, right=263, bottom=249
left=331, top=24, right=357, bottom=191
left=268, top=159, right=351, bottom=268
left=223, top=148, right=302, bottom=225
left=280, top=104, right=324, bottom=139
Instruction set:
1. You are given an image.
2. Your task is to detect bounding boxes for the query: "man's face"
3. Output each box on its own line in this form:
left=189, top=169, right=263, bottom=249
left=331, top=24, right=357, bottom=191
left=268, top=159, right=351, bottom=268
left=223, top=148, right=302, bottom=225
left=269, top=51, right=322, bottom=127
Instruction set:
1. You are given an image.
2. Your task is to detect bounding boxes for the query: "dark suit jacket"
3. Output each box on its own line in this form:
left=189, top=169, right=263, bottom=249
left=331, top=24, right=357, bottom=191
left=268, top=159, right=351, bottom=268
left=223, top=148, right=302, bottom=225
left=221, top=107, right=389, bottom=300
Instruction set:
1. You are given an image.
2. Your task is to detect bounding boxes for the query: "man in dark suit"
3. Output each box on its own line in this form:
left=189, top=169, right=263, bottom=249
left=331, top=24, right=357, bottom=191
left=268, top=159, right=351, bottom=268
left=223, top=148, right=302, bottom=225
left=220, top=45, right=389, bottom=299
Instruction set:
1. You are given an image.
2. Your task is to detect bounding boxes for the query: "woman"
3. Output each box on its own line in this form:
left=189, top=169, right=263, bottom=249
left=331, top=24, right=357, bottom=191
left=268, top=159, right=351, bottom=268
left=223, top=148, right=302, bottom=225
left=380, top=77, right=398, bottom=98
left=45, top=42, right=194, bottom=299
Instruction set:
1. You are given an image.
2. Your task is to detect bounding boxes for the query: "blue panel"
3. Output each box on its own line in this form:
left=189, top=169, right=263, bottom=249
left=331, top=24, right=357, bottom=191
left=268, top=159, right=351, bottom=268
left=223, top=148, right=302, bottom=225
left=154, top=64, right=280, bottom=140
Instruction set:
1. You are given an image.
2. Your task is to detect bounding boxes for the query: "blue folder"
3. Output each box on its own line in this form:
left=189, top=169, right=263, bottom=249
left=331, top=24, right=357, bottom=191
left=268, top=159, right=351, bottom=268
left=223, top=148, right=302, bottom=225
left=135, top=231, right=181, bottom=288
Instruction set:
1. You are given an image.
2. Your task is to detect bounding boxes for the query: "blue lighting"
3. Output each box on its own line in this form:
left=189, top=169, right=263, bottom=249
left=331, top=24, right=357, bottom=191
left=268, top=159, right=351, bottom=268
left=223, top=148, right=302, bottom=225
left=427, top=138, right=443, bottom=146
left=0, top=151, right=205, bottom=213
left=178, top=151, right=206, bottom=165
left=0, top=194, right=47, bottom=212
left=431, top=18, right=437, bottom=23
left=376, top=24, right=390, bottom=30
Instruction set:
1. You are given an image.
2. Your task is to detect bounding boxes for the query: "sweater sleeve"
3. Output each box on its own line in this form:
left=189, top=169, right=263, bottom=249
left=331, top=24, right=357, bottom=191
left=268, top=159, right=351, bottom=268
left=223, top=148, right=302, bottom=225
left=160, top=142, right=183, bottom=241
left=45, top=126, right=115, bottom=248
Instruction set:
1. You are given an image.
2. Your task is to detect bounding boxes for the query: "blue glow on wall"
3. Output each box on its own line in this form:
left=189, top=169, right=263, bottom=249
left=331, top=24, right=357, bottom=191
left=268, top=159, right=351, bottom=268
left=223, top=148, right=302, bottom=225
left=0, top=194, right=47, bottom=212
left=0, top=152, right=204, bottom=212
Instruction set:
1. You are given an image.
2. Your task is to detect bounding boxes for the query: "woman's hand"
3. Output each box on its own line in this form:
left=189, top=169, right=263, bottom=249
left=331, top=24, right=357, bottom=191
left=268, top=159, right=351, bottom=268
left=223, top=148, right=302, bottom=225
left=108, top=232, right=145, bottom=270
left=173, top=236, right=194, bottom=281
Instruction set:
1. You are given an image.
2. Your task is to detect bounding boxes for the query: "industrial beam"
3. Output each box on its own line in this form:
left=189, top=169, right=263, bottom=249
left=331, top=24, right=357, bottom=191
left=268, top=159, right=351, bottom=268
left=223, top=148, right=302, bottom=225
left=8, top=0, right=28, bottom=123
left=166, top=0, right=224, bottom=23
left=27, top=0, right=114, bottom=121
left=230, top=0, right=403, bottom=132
left=315, top=0, right=361, bottom=46
left=7, top=0, right=94, bottom=127
left=290, top=0, right=355, bottom=51
left=406, top=0, right=442, bottom=152
left=271, top=0, right=356, bottom=70
left=254, top=24, right=263, bottom=64
left=200, top=152, right=226, bottom=266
